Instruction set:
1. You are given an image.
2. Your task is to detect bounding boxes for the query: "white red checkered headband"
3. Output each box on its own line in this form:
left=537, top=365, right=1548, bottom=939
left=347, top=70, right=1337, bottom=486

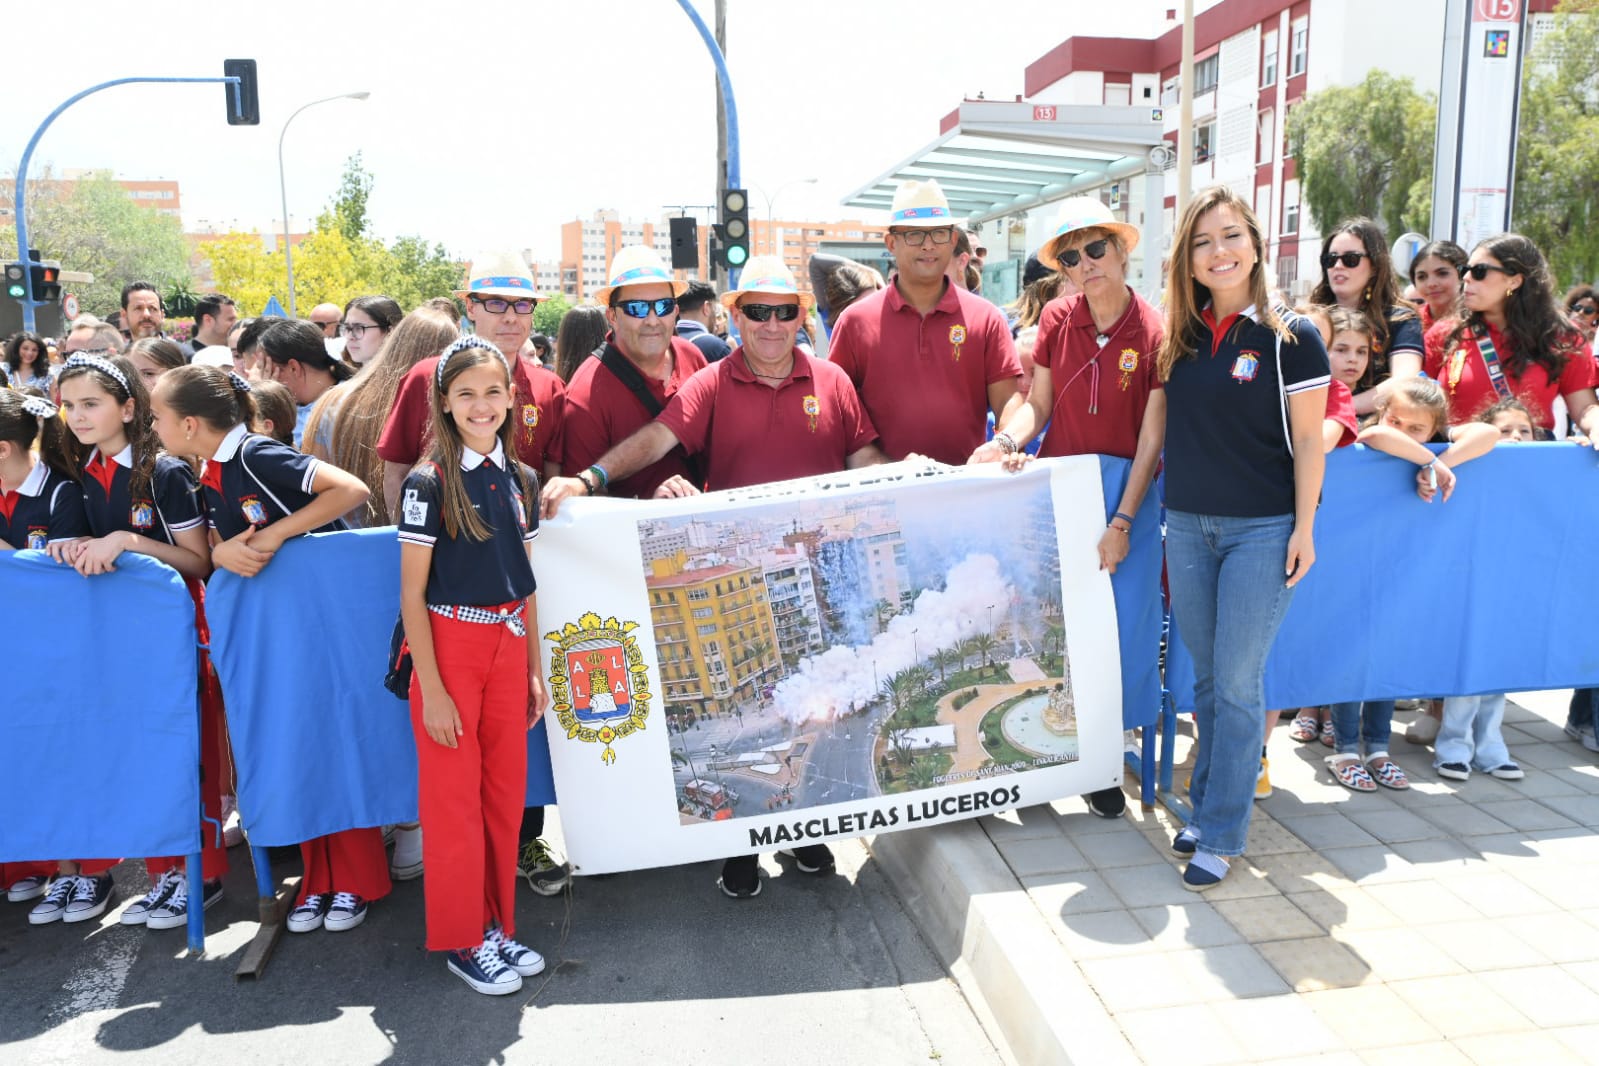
left=435, top=335, right=512, bottom=390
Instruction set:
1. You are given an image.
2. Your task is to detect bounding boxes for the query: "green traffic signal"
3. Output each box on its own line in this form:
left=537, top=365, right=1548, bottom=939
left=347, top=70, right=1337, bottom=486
left=726, top=244, right=748, bottom=267
left=6, top=284, right=24, bottom=299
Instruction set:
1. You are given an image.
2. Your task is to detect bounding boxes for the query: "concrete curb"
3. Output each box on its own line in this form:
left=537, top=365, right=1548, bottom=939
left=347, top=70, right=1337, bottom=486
left=869, top=819, right=1139, bottom=1066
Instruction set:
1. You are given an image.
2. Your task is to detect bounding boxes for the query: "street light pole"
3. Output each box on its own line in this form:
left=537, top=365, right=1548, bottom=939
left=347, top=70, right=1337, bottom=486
left=278, top=91, right=370, bottom=317
left=755, top=176, right=817, bottom=258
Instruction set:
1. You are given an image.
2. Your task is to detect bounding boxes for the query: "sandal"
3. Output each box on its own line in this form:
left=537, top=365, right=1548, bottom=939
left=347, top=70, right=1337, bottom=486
left=1366, top=754, right=1410, bottom=791
left=1326, top=754, right=1376, bottom=792
left=1289, top=714, right=1320, bottom=743
left=1319, top=717, right=1335, bottom=748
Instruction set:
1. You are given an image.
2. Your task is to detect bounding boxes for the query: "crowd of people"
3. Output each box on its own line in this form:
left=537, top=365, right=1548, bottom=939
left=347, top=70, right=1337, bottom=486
left=3, top=176, right=1596, bottom=994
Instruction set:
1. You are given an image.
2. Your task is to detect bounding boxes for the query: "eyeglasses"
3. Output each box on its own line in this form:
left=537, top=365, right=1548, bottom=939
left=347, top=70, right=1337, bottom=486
left=890, top=227, right=954, bottom=247
left=1059, top=239, right=1111, bottom=269
left=341, top=322, right=382, bottom=338
left=1320, top=251, right=1371, bottom=270
left=739, top=303, right=802, bottom=323
left=1465, top=263, right=1517, bottom=281
left=471, top=296, right=536, bottom=315
left=613, top=297, right=677, bottom=319
left=1573, top=302, right=1599, bottom=317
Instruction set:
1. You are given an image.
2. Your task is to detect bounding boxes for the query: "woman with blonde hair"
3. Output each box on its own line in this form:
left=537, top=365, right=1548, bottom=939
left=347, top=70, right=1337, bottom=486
left=1158, top=186, right=1328, bottom=890
left=303, top=308, right=459, bottom=526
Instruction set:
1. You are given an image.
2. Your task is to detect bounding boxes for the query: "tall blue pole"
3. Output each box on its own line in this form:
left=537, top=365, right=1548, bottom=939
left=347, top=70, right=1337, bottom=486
left=673, top=0, right=741, bottom=285
left=12, top=76, right=241, bottom=333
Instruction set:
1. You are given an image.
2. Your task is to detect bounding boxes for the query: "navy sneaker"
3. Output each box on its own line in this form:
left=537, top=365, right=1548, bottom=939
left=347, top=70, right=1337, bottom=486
left=448, top=940, right=523, bottom=995
left=718, top=855, right=761, bottom=898
left=485, top=925, right=546, bottom=977
left=1182, top=855, right=1229, bottom=892
left=122, top=869, right=183, bottom=926
left=63, top=874, right=115, bottom=923
left=323, top=892, right=368, bottom=932
left=7, top=874, right=50, bottom=904
left=146, top=877, right=223, bottom=931
left=780, top=844, right=835, bottom=874
left=1171, top=827, right=1200, bottom=857
left=28, top=877, right=76, bottom=925
left=1436, top=762, right=1471, bottom=782
left=1488, top=763, right=1524, bottom=781
left=287, top=893, right=330, bottom=933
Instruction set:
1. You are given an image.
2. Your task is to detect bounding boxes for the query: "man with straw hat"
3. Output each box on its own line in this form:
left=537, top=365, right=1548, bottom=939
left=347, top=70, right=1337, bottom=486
left=376, top=249, right=571, bottom=895
left=541, top=257, right=884, bottom=897
left=828, top=179, right=1020, bottom=467
left=558, top=246, right=706, bottom=500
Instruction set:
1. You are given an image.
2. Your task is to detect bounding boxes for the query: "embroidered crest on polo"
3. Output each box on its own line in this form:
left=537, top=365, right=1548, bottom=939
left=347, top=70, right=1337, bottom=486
left=130, top=501, right=154, bottom=529
left=64, top=353, right=131, bottom=394
left=436, top=336, right=509, bottom=387
left=241, top=496, right=268, bottom=526
left=1119, top=348, right=1139, bottom=391
left=1231, top=351, right=1260, bottom=382
left=522, top=404, right=539, bottom=428
left=949, top=323, right=967, bottom=362
left=802, top=394, right=820, bottom=432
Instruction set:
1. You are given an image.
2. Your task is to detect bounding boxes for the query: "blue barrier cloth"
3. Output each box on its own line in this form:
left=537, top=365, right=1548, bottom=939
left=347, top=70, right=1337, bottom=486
left=0, top=552, right=200, bottom=862
left=205, top=528, right=555, bottom=848
left=1099, top=456, right=1163, bottom=728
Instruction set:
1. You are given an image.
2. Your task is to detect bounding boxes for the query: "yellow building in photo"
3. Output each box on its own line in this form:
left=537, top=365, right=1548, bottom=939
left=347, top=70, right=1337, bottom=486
left=647, top=552, right=781, bottom=718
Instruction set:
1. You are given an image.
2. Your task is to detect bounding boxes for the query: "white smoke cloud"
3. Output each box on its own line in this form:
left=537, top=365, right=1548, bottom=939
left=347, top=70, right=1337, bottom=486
left=771, top=553, right=1015, bottom=725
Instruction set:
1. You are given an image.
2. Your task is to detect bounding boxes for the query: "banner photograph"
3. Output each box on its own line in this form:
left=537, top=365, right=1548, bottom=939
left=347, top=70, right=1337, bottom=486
left=536, top=459, right=1124, bottom=874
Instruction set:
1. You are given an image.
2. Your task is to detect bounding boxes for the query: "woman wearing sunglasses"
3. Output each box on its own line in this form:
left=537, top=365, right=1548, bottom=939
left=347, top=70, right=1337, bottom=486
left=1563, top=284, right=1598, bottom=344
left=1310, top=218, right=1422, bottom=414
left=1423, top=234, right=1599, bottom=434
left=1408, top=240, right=1469, bottom=333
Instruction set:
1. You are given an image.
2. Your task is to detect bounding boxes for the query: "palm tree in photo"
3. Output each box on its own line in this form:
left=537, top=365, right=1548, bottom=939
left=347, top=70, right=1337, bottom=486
left=905, top=758, right=940, bottom=790
left=971, top=632, right=998, bottom=673
left=932, top=646, right=958, bottom=687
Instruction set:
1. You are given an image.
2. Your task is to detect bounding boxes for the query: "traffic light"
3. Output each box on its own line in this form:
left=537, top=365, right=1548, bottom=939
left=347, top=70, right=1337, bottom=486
left=224, top=59, right=260, bottom=125
left=717, top=188, right=750, bottom=269
left=3, top=263, right=24, bottom=301
left=30, top=262, right=60, bottom=303
left=668, top=216, right=698, bottom=270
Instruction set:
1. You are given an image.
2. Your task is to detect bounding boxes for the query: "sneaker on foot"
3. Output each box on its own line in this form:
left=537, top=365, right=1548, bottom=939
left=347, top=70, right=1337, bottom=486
left=390, top=825, right=424, bottom=881
left=718, top=855, right=761, bottom=899
left=146, top=877, right=223, bottom=931
left=1488, top=763, right=1524, bottom=781
left=121, top=868, right=183, bottom=926
left=448, top=939, right=522, bottom=996
left=780, top=844, right=835, bottom=874
left=1254, top=757, right=1272, bottom=801
left=63, top=874, right=115, bottom=923
left=1171, top=827, right=1200, bottom=856
left=7, top=875, right=50, bottom=903
left=286, top=893, right=330, bottom=933
left=485, top=925, right=546, bottom=977
left=1437, top=762, right=1471, bottom=782
left=323, top=892, right=368, bottom=932
left=28, top=877, right=76, bottom=925
left=1182, top=852, right=1230, bottom=892
left=517, top=838, right=570, bottom=896
left=1086, top=786, right=1126, bottom=818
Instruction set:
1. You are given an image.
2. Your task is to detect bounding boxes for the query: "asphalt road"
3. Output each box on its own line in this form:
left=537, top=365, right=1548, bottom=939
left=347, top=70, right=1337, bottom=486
left=0, top=830, right=1002, bottom=1066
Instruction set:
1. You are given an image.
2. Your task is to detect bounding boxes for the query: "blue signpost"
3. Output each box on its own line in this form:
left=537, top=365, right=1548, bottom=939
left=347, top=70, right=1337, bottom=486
left=674, top=0, right=743, bottom=287
left=10, top=66, right=257, bottom=334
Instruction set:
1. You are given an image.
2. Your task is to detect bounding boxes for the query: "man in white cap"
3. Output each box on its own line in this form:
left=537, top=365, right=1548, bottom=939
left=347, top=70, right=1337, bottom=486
left=541, top=257, right=884, bottom=897
left=828, top=179, right=1020, bottom=466
left=558, top=246, right=707, bottom=500
left=376, top=250, right=571, bottom=895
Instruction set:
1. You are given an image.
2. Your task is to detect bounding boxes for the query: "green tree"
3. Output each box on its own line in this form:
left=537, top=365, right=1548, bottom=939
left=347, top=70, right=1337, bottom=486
left=1287, top=70, right=1436, bottom=240
left=904, top=758, right=940, bottom=790
left=931, top=647, right=959, bottom=686
left=533, top=293, right=572, bottom=337
left=971, top=632, right=998, bottom=671
left=1514, top=0, right=1599, bottom=283
left=1, top=170, right=192, bottom=316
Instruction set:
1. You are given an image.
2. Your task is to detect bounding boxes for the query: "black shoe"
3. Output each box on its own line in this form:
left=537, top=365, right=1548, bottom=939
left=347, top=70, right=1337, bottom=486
left=1086, top=786, right=1126, bottom=818
left=781, top=844, right=836, bottom=874
left=717, top=855, right=761, bottom=898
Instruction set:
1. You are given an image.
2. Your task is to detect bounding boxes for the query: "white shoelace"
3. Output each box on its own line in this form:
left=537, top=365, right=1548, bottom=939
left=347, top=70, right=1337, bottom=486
left=471, top=938, right=511, bottom=976
left=137, top=869, right=181, bottom=908
left=486, top=926, right=531, bottom=959
left=70, top=875, right=101, bottom=902
left=295, top=893, right=326, bottom=914
left=41, top=878, right=74, bottom=906
left=330, top=891, right=360, bottom=913
left=161, top=876, right=189, bottom=910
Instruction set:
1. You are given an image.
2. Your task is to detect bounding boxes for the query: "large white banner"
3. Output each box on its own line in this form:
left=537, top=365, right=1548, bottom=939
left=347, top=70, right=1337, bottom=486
left=535, top=459, right=1123, bottom=874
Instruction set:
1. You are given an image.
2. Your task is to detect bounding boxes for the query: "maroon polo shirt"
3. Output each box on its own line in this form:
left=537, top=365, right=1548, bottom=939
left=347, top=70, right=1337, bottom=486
left=828, top=279, right=1019, bottom=465
left=376, top=354, right=565, bottom=471
left=657, top=347, right=878, bottom=491
left=1033, top=290, right=1164, bottom=461
left=561, top=335, right=707, bottom=499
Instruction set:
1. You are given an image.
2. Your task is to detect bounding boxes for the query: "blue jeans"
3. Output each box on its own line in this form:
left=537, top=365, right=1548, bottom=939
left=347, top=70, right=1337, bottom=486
left=1567, top=688, right=1597, bottom=731
left=1329, top=700, right=1396, bottom=757
left=1166, top=510, right=1297, bottom=857
left=1436, top=694, right=1510, bottom=771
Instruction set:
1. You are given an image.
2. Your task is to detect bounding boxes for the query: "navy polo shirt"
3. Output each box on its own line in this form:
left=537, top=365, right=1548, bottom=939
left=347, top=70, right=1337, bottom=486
left=1164, top=305, right=1330, bottom=517
left=81, top=445, right=204, bottom=543
left=396, top=441, right=538, bottom=608
left=0, top=463, right=88, bottom=550
left=200, top=424, right=346, bottom=540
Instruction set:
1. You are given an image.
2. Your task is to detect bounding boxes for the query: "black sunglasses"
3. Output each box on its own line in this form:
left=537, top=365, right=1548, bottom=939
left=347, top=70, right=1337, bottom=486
left=613, top=297, right=677, bottom=320
left=1465, top=263, right=1517, bottom=281
left=1320, top=251, right=1371, bottom=270
left=1573, top=302, right=1599, bottom=317
left=1059, top=239, right=1110, bottom=269
left=739, top=303, right=802, bottom=323
left=470, top=295, right=536, bottom=315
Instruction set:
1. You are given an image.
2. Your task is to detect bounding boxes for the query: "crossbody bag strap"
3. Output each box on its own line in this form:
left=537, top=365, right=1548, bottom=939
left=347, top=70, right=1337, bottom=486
left=1470, top=325, right=1516, bottom=400
left=599, top=343, right=665, bottom=418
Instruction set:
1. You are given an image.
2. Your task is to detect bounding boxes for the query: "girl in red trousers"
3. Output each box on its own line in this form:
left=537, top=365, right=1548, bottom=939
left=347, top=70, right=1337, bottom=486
left=150, top=364, right=386, bottom=934
left=397, top=336, right=549, bottom=996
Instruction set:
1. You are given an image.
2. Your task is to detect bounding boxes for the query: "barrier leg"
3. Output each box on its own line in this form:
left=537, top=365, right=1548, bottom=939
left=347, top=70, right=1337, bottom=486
left=185, top=851, right=205, bottom=955
left=235, top=844, right=285, bottom=980
left=1139, top=725, right=1156, bottom=810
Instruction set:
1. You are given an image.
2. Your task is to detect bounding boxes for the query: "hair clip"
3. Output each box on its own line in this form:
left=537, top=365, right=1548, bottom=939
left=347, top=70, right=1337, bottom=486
left=21, top=396, right=58, bottom=419
left=64, top=352, right=131, bottom=394
left=436, top=335, right=509, bottom=387
left=227, top=371, right=253, bottom=394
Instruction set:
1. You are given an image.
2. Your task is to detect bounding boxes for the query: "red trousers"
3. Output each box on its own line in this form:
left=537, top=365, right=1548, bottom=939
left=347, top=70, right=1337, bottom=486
left=409, top=611, right=528, bottom=951
left=296, top=828, right=391, bottom=905
left=1, top=861, right=56, bottom=884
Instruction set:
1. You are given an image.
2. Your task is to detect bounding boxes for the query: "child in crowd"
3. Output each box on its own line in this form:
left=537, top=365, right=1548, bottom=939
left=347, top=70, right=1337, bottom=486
left=33, top=354, right=221, bottom=927
left=1322, top=378, right=1498, bottom=791
left=150, top=365, right=386, bottom=933
left=397, top=336, right=548, bottom=996
left=248, top=380, right=298, bottom=446
left=1434, top=397, right=1535, bottom=782
left=0, top=389, right=86, bottom=905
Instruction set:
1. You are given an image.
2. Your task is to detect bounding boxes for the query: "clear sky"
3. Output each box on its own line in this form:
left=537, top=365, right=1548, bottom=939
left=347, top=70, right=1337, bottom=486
left=2, top=1, right=1177, bottom=262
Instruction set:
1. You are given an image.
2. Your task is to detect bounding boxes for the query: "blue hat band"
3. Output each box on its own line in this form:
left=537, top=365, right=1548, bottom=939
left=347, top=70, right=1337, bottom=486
left=470, top=276, right=532, bottom=290
left=893, top=205, right=949, bottom=221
